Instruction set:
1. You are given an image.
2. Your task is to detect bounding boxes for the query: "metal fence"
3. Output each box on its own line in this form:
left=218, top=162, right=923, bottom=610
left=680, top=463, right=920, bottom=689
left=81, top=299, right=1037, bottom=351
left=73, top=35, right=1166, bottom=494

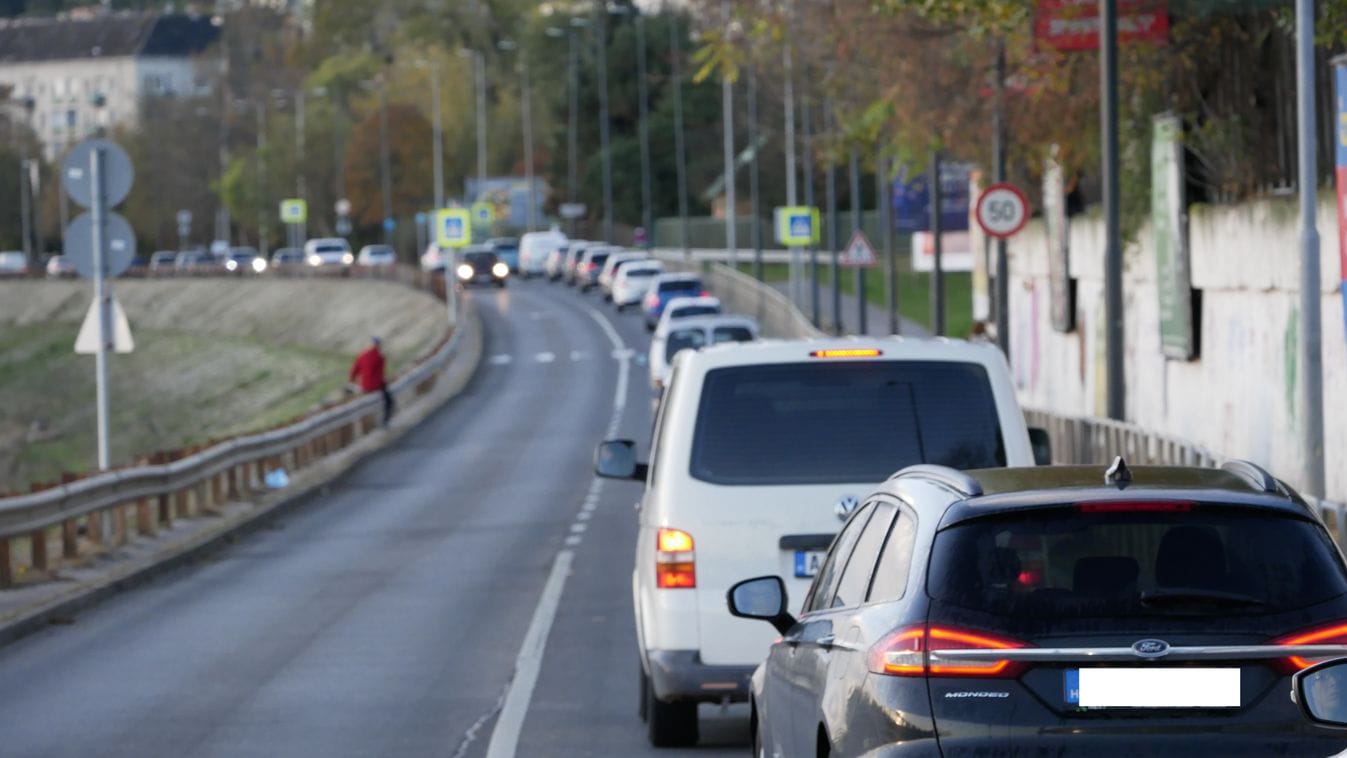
left=0, top=265, right=465, bottom=586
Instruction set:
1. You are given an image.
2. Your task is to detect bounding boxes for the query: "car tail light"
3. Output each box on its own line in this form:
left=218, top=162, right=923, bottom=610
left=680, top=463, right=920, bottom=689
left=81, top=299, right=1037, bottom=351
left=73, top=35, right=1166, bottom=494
left=655, top=528, right=695, bottom=589
left=700, top=290, right=710, bottom=297
left=646, top=293, right=659, bottom=308
left=810, top=348, right=883, bottom=359
left=868, top=624, right=1029, bottom=678
left=1271, top=620, right=1347, bottom=672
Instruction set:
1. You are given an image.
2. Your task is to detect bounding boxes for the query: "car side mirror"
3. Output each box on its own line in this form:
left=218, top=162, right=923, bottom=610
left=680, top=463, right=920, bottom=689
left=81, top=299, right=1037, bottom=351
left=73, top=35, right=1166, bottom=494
left=1294, top=658, right=1347, bottom=727
left=727, top=576, right=797, bottom=636
left=1029, top=427, right=1052, bottom=466
left=594, top=439, right=647, bottom=481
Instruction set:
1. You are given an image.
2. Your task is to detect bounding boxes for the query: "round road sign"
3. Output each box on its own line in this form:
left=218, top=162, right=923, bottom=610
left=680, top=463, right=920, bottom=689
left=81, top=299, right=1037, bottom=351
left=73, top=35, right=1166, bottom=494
left=975, top=182, right=1030, bottom=239
left=62, top=139, right=134, bottom=209
left=64, top=211, right=137, bottom=279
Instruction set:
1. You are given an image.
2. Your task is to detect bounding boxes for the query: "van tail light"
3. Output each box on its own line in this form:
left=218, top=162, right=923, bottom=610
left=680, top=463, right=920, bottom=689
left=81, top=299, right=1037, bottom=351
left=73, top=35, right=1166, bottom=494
left=868, top=624, right=1029, bottom=678
left=1271, top=620, right=1347, bottom=673
left=655, top=528, right=696, bottom=589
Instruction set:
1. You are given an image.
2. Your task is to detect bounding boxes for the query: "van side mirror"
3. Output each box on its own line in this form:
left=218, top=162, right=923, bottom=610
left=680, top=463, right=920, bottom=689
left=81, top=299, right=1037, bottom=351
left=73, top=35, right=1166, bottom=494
left=727, top=576, right=797, bottom=635
left=1294, top=658, right=1347, bottom=727
left=595, top=439, right=648, bottom=481
left=1029, top=427, right=1052, bottom=466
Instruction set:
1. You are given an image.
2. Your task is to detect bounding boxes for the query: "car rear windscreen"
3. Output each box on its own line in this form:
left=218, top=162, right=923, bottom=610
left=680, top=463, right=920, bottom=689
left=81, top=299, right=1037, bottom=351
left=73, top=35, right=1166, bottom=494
left=689, top=361, right=1005, bottom=485
left=712, top=326, right=754, bottom=343
left=670, top=305, right=720, bottom=320
left=928, top=507, right=1347, bottom=623
left=666, top=330, right=708, bottom=363
left=659, top=279, right=702, bottom=293
left=625, top=268, right=659, bottom=278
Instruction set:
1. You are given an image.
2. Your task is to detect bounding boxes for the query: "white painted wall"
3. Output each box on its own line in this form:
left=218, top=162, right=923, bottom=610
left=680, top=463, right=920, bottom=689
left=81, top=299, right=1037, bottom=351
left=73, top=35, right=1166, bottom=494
left=1007, top=197, right=1346, bottom=500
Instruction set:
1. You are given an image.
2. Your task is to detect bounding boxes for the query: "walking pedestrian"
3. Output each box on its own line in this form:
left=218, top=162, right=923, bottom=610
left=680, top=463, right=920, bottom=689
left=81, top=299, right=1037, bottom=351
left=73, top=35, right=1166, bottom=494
left=350, top=335, right=394, bottom=427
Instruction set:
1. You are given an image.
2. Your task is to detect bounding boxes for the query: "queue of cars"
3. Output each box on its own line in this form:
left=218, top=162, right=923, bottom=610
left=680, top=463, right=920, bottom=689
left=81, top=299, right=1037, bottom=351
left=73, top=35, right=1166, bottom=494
left=534, top=231, right=1347, bottom=754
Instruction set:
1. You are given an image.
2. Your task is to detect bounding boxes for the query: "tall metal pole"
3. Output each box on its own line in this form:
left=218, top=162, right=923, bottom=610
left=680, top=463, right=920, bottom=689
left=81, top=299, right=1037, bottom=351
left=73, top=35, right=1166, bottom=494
left=782, top=29, right=800, bottom=306
left=90, top=146, right=110, bottom=470
left=596, top=5, right=614, bottom=242
left=379, top=82, right=393, bottom=245
left=521, top=49, right=536, bottom=233
left=1100, top=0, right=1124, bottom=420
left=296, top=87, right=307, bottom=244
left=850, top=145, right=865, bottom=334
left=476, top=51, right=487, bottom=188
left=993, top=40, right=1010, bottom=356
left=670, top=16, right=690, bottom=258
left=826, top=99, right=840, bottom=334
left=722, top=69, right=736, bottom=267
left=879, top=149, right=898, bottom=334
left=636, top=11, right=653, bottom=248
left=18, top=140, right=31, bottom=260
left=1296, top=0, right=1324, bottom=497
left=431, top=58, right=445, bottom=210
left=802, top=84, right=818, bottom=326
left=930, top=149, right=945, bottom=336
left=749, top=69, right=762, bottom=280
left=567, top=28, right=580, bottom=237
left=256, top=103, right=268, bottom=255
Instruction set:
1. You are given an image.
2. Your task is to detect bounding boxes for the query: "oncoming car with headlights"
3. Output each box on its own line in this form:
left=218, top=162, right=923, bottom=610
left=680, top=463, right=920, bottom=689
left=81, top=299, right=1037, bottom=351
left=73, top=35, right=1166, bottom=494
left=223, top=247, right=266, bottom=274
left=455, top=246, right=509, bottom=288
left=729, top=459, right=1347, bottom=757
left=303, top=237, right=354, bottom=268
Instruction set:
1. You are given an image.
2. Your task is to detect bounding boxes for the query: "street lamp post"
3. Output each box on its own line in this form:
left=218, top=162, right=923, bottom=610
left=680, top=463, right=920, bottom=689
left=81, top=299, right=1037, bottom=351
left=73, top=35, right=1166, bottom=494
left=635, top=10, right=652, bottom=248
left=670, top=16, right=690, bottom=259
left=431, top=58, right=444, bottom=210
left=594, top=3, right=614, bottom=242
left=458, top=48, right=488, bottom=194
left=378, top=80, right=393, bottom=245
left=499, top=39, right=536, bottom=233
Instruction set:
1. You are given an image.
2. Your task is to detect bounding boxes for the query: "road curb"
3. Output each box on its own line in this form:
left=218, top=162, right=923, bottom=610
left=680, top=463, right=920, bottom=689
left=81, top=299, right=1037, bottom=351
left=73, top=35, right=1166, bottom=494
left=0, top=303, right=484, bottom=649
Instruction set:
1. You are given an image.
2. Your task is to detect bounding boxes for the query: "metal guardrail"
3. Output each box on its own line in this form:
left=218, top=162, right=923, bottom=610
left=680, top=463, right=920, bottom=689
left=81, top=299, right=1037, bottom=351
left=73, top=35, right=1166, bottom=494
left=0, top=266, right=461, bottom=586
left=653, top=253, right=822, bottom=340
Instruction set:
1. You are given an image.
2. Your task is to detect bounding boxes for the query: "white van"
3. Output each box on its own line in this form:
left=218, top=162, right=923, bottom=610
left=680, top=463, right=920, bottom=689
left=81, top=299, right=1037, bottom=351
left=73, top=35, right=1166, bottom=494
left=518, top=229, right=567, bottom=278
left=596, top=337, right=1048, bottom=746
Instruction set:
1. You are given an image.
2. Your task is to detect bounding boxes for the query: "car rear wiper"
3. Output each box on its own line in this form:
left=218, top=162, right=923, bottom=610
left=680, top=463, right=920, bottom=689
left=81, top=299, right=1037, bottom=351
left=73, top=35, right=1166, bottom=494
left=1138, top=588, right=1266, bottom=610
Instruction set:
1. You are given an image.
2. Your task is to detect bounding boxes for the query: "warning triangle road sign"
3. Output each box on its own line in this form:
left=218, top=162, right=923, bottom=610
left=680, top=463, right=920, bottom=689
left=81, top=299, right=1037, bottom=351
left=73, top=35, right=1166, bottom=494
left=839, top=230, right=878, bottom=267
left=75, top=294, right=135, bottom=354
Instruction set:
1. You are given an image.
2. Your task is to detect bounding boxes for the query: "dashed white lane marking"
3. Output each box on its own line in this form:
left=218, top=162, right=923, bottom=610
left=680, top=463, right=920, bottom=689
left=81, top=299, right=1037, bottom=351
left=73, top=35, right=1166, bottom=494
left=485, top=303, right=631, bottom=758
left=534, top=352, right=556, bottom=364
left=488, top=354, right=513, bottom=365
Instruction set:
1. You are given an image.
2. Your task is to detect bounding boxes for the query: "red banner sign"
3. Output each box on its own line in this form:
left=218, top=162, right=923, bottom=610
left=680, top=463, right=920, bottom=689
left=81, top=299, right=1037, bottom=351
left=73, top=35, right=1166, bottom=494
left=1035, top=0, right=1169, bottom=52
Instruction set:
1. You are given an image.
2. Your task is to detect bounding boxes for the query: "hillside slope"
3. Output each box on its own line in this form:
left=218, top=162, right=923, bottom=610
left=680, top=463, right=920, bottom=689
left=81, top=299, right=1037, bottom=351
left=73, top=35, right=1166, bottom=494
left=0, top=278, right=448, bottom=492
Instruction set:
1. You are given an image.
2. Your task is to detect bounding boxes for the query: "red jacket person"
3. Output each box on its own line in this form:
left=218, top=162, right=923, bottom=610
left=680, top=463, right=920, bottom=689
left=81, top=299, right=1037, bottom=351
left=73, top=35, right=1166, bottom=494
left=350, top=336, right=394, bottom=426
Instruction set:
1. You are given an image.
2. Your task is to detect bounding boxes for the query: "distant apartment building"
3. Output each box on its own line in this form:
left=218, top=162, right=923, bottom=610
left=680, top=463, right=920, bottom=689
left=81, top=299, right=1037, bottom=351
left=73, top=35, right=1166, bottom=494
left=0, top=12, right=219, bottom=160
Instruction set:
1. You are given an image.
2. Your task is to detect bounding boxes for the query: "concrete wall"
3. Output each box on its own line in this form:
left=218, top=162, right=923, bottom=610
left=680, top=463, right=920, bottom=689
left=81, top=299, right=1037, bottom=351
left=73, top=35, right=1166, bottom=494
left=1007, top=197, right=1345, bottom=500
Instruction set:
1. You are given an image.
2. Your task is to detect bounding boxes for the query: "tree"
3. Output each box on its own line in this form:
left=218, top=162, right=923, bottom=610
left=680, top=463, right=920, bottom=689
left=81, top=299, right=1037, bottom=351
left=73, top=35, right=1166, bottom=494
left=342, top=102, right=434, bottom=230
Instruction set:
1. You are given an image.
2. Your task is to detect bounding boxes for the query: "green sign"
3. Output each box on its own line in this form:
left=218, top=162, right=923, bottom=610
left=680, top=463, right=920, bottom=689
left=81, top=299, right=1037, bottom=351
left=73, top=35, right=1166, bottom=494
left=1151, top=114, right=1194, bottom=360
left=279, top=198, right=307, bottom=224
left=435, top=208, right=473, bottom=248
left=471, top=202, right=495, bottom=226
left=774, top=206, right=820, bottom=247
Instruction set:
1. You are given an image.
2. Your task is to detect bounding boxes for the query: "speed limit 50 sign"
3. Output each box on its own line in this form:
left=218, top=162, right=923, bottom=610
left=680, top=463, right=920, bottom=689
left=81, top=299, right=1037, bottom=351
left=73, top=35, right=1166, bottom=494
left=975, top=183, right=1030, bottom=239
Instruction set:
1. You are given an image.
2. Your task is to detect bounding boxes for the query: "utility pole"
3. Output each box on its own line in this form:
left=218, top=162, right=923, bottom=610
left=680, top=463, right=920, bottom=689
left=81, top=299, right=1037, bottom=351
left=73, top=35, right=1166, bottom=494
left=879, top=149, right=898, bottom=334
left=1296, top=0, right=1324, bottom=497
left=993, top=40, right=1010, bottom=356
left=722, top=68, right=736, bottom=268
left=567, top=24, right=580, bottom=236
left=595, top=4, right=614, bottom=242
left=782, top=27, right=800, bottom=305
left=749, top=69, right=762, bottom=280
left=670, top=16, right=690, bottom=258
left=825, top=99, right=839, bottom=334
left=1101, top=0, right=1124, bottom=420
left=850, top=145, right=865, bottom=334
left=379, top=81, right=393, bottom=245
left=431, top=58, right=444, bottom=210
left=521, top=47, right=536, bottom=233
left=931, top=149, right=944, bottom=336
left=256, top=103, right=268, bottom=255
left=295, top=87, right=306, bottom=246
left=636, top=10, right=653, bottom=248
left=802, top=83, right=818, bottom=326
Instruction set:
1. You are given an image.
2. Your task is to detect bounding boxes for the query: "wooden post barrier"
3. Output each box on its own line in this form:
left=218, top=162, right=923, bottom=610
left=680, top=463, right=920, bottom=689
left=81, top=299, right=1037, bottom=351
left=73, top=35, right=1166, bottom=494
left=0, top=538, right=12, bottom=586
left=62, top=518, right=79, bottom=560
left=31, top=529, right=49, bottom=573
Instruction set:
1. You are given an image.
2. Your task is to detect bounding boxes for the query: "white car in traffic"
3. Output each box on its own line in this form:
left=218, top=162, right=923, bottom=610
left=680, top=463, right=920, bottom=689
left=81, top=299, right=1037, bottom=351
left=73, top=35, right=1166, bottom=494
left=612, top=261, right=666, bottom=310
left=647, top=296, right=722, bottom=390
left=651, top=314, right=759, bottom=390
left=304, top=237, right=353, bottom=268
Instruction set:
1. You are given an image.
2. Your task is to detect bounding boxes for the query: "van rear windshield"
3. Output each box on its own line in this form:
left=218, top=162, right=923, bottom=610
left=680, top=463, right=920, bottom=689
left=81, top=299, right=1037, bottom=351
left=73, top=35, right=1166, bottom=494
left=927, top=507, right=1347, bottom=622
left=689, top=361, right=1005, bottom=485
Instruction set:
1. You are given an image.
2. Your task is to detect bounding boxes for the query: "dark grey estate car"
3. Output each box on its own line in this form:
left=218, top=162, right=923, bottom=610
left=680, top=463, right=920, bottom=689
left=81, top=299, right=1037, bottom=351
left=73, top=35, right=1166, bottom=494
left=730, top=459, right=1347, bottom=757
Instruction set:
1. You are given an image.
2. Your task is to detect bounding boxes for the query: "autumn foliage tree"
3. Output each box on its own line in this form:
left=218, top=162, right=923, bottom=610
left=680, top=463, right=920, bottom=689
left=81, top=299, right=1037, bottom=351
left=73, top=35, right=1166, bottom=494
left=342, top=103, right=434, bottom=230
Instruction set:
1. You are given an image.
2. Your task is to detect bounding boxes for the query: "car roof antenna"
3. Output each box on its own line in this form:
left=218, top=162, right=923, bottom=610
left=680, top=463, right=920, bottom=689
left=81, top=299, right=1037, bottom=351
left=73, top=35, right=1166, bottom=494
left=1104, top=456, right=1132, bottom=488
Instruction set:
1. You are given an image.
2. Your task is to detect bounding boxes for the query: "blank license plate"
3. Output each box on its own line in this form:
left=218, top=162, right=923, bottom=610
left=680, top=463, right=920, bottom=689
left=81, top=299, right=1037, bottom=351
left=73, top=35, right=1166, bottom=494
left=1064, top=668, right=1240, bottom=708
left=794, top=550, right=827, bottom=578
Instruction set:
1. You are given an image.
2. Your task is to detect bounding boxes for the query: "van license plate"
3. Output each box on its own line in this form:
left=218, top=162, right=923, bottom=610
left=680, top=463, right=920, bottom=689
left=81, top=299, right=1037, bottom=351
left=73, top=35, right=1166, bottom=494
left=794, top=550, right=827, bottom=578
left=1064, top=668, right=1239, bottom=708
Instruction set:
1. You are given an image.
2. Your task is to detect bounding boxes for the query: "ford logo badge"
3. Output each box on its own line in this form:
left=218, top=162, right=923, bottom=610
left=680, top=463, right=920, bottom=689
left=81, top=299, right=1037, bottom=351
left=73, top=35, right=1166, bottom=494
left=834, top=495, right=860, bottom=522
left=1131, top=639, right=1170, bottom=659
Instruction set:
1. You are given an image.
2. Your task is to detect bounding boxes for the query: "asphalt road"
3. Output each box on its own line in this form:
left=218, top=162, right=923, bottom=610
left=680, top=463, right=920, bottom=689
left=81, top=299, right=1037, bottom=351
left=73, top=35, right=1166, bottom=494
left=0, top=278, right=749, bottom=757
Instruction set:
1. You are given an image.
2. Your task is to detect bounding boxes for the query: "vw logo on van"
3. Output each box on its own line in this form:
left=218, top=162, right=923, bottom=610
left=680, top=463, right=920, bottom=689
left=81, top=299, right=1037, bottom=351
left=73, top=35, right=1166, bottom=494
left=1131, top=639, right=1171, bottom=659
left=834, top=495, right=861, bottom=522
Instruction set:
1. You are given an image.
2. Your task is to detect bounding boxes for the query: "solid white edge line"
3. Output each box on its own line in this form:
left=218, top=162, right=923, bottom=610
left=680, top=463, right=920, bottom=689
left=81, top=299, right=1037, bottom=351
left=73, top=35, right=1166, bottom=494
left=483, top=302, right=631, bottom=757
left=483, top=549, right=576, bottom=758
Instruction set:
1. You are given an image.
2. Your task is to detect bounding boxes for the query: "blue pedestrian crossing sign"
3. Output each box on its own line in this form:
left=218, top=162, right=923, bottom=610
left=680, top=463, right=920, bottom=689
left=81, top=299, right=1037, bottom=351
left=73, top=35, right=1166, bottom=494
left=471, top=202, right=494, bottom=226
left=435, top=208, right=472, bottom=248
left=774, top=206, right=820, bottom=247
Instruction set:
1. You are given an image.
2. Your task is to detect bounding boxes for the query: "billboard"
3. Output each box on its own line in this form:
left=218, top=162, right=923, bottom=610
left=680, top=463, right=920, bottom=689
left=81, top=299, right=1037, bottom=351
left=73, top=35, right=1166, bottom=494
left=891, top=162, right=972, bottom=234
